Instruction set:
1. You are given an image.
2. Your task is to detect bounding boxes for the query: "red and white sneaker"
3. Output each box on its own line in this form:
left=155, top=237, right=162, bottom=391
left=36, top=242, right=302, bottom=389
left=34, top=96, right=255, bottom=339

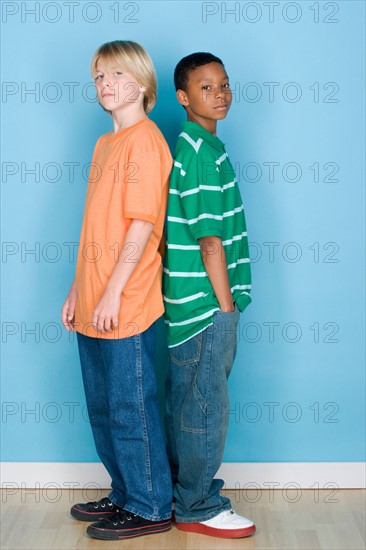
left=176, top=509, right=256, bottom=538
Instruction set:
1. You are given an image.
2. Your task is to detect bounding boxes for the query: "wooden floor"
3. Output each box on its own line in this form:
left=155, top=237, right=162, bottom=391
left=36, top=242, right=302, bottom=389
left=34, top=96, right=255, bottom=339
left=1, top=489, right=365, bottom=549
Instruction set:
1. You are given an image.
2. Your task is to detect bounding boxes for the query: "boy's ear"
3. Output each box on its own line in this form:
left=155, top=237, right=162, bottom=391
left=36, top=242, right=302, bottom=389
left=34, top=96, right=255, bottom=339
left=176, top=89, right=189, bottom=107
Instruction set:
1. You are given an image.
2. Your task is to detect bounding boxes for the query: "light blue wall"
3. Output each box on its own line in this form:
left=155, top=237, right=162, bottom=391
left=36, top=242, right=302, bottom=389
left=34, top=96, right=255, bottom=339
left=1, top=1, right=365, bottom=463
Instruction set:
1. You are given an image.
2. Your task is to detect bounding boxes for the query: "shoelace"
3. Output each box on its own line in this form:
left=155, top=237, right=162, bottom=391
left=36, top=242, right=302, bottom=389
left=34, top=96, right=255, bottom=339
left=90, top=497, right=116, bottom=510
left=104, top=510, right=141, bottom=526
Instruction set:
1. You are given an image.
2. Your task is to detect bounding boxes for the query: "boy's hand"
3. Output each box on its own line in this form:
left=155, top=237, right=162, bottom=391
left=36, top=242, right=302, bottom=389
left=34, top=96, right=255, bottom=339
left=92, top=288, right=120, bottom=334
left=61, top=281, right=78, bottom=332
left=220, top=302, right=235, bottom=313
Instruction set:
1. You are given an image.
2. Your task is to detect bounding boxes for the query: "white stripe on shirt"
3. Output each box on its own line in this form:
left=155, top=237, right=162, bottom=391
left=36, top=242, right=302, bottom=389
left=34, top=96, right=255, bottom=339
left=167, top=205, right=244, bottom=225
left=222, top=231, right=248, bottom=246
left=163, top=291, right=209, bottom=304
left=166, top=308, right=219, bottom=327
left=215, top=152, right=228, bottom=165
left=230, top=284, right=252, bottom=292
left=167, top=231, right=247, bottom=251
left=163, top=267, right=207, bottom=277
left=169, top=180, right=236, bottom=198
left=227, top=258, right=251, bottom=269
left=173, top=160, right=186, bottom=176
left=179, top=132, right=203, bottom=153
left=166, top=244, right=201, bottom=250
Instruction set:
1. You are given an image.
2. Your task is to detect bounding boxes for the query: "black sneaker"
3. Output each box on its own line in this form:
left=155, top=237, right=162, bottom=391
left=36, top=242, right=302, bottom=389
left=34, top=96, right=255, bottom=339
left=86, top=510, right=172, bottom=540
left=70, top=497, right=120, bottom=521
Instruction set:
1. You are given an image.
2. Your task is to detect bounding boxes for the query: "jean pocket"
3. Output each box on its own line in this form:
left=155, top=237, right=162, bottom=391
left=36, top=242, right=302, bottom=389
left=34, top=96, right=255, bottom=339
left=169, top=332, right=202, bottom=367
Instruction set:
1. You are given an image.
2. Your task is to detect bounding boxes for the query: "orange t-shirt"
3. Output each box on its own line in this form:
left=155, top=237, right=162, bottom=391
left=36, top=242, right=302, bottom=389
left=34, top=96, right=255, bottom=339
left=74, top=118, right=172, bottom=339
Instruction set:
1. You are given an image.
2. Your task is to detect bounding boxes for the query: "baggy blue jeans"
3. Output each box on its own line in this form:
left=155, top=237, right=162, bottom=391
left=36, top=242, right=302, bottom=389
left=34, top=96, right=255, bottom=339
left=76, top=321, right=172, bottom=521
left=165, top=305, right=240, bottom=522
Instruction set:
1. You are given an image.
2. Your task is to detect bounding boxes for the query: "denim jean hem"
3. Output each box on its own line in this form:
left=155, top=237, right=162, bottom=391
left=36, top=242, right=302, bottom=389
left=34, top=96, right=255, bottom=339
left=123, top=504, right=172, bottom=522
left=108, top=491, right=126, bottom=509
left=175, top=502, right=232, bottom=523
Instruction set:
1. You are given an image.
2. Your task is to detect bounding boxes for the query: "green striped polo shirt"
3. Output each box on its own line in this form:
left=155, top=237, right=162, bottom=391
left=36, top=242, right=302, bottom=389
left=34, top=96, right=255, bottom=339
left=163, top=121, right=252, bottom=347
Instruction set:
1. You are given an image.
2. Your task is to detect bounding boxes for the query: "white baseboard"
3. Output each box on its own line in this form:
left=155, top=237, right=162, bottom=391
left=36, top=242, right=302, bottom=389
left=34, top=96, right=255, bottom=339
left=1, top=462, right=365, bottom=489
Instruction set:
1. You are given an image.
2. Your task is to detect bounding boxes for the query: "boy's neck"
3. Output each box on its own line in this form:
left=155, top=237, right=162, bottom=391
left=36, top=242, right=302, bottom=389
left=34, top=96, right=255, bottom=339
left=186, top=115, right=217, bottom=136
left=110, top=107, right=148, bottom=136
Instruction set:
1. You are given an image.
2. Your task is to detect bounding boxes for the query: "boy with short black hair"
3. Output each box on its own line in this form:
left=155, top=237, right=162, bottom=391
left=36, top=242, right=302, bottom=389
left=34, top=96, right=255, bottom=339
left=163, top=52, right=255, bottom=538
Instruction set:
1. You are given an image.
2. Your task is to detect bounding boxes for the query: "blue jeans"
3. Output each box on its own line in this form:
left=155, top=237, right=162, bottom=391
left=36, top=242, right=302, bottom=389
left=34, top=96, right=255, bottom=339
left=76, top=321, right=172, bottom=521
left=165, top=306, right=240, bottom=523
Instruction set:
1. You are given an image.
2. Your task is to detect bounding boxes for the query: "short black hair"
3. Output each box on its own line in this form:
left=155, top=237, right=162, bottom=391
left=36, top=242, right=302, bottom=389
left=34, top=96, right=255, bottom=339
left=174, top=52, right=224, bottom=91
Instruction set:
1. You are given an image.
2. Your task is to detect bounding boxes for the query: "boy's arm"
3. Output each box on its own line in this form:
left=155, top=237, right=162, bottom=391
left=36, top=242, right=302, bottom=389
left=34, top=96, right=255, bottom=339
left=199, top=236, right=234, bottom=312
left=177, top=152, right=233, bottom=310
left=92, top=219, right=153, bottom=333
left=61, top=277, right=78, bottom=332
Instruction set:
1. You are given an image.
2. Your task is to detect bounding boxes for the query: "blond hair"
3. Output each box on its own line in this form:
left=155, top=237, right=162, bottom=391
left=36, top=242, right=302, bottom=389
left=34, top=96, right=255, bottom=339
left=91, top=40, right=157, bottom=114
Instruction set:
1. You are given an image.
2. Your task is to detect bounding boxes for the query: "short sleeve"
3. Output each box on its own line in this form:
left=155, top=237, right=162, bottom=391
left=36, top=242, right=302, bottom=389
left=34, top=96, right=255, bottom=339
left=123, top=151, right=163, bottom=224
left=179, top=153, right=224, bottom=240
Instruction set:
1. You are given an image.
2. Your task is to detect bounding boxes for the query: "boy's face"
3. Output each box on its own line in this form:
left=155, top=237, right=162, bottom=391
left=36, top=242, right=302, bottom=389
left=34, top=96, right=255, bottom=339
left=94, top=57, right=145, bottom=113
left=177, top=62, right=232, bottom=131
